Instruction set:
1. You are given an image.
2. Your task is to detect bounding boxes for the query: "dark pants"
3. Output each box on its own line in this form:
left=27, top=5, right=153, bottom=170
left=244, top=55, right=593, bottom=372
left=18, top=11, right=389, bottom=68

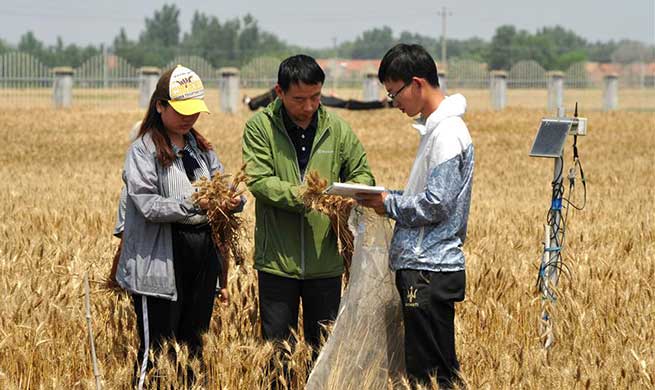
left=132, top=224, right=220, bottom=388
left=395, top=269, right=465, bottom=389
left=257, top=271, right=341, bottom=349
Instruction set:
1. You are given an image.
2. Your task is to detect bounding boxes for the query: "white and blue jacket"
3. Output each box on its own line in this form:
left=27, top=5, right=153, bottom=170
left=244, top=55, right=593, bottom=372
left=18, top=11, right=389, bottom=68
left=384, top=94, right=474, bottom=272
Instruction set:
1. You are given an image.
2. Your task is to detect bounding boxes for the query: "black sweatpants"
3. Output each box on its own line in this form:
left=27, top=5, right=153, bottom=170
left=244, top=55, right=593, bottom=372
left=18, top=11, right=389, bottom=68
left=132, top=223, right=220, bottom=388
left=257, top=271, right=342, bottom=349
left=395, top=269, right=465, bottom=389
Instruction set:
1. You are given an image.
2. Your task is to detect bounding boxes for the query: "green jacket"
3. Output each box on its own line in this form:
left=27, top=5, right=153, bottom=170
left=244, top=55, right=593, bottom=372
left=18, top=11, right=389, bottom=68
left=242, top=99, right=375, bottom=279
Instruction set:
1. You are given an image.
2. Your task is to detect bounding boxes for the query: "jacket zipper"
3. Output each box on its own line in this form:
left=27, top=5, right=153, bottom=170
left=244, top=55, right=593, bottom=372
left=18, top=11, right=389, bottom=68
left=271, top=110, right=331, bottom=278
left=299, top=126, right=330, bottom=276
left=276, top=122, right=306, bottom=277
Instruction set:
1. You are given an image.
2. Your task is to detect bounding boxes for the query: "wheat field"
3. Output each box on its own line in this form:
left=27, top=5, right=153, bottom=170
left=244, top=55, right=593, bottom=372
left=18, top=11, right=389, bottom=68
left=0, top=101, right=653, bottom=389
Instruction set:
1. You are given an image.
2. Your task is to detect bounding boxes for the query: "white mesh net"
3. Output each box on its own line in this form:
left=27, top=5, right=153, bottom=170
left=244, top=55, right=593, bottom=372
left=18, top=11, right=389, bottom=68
left=306, top=207, right=405, bottom=390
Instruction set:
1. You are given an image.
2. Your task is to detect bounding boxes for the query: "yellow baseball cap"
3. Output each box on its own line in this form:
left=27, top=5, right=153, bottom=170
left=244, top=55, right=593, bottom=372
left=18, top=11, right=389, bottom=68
left=168, top=65, right=210, bottom=115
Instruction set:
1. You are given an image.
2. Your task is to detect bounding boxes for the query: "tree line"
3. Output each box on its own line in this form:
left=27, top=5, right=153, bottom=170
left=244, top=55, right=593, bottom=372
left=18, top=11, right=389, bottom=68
left=1, top=4, right=653, bottom=71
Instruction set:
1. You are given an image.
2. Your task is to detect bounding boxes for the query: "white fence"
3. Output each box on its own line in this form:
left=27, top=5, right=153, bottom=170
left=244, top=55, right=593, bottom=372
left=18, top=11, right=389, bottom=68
left=1, top=52, right=653, bottom=111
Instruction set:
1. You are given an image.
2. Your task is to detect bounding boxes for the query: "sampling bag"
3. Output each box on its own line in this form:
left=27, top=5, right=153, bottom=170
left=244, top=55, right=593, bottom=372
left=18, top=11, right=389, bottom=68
left=306, top=207, right=405, bottom=389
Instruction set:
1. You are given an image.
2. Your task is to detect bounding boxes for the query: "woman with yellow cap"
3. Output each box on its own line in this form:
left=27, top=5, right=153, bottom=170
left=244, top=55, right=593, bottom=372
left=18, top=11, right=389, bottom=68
left=115, top=65, right=243, bottom=388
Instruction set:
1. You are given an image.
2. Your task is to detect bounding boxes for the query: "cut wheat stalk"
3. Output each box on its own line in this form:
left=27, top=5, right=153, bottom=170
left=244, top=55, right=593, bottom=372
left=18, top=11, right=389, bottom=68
left=83, top=272, right=102, bottom=390
left=299, top=170, right=356, bottom=281
left=192, top=163, right=249, bottom=268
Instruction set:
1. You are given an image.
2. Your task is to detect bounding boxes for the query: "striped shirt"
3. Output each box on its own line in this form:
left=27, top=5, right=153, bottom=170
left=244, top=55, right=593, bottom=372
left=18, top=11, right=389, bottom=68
left=165, top=134, right=213, bottom=225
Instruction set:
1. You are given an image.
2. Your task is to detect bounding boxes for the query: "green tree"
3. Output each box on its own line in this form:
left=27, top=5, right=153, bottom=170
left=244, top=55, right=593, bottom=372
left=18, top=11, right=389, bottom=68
left=611, top=40, right=654, bottom=63
left=140, top=4, right=180, bottom=47
left=238, top=14, right=260, bottom=63
left=555, top=50, right=587, bottom=71
left=487, top=24, right=590, bottom=70
left=0, top=38, right=9, bottom=55
left=586, top=41, right=618, bottom=63
left=18, top=31, right=44, bottom=57
left=488, top=25, right=517, bottom=70
left=534, top=26, right=587, bottom=69
left=448, top=37, right=488, bottom=63
left=351, top=26, right=395, bottom=59
left=537, top=26, right=587, bottom=54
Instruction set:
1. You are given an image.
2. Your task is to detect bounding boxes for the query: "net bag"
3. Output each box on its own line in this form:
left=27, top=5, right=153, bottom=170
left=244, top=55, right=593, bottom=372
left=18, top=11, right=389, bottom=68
left=306, top=207, right=405, bottom=390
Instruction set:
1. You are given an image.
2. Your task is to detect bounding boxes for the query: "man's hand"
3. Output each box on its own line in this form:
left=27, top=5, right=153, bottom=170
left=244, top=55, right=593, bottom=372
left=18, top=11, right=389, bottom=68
left=357, top=192, right=388, bottom=216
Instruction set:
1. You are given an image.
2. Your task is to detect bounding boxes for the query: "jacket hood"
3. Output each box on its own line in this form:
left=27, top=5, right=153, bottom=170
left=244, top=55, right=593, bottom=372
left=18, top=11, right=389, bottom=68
left=414, top=93, right=467, bottom=135
left=430, top=93, right=467, bottom=124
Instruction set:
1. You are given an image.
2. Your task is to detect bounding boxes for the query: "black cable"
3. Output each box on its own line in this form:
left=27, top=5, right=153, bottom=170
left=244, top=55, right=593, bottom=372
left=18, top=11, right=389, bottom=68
left=564, top=134, right=587, bottom=210
left=537, top=157, right=569, bottom=296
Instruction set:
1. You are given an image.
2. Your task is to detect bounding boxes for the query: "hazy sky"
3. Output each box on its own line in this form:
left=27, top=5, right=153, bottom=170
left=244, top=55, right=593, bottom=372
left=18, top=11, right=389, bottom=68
left=1, top=0, right=653, bottom=48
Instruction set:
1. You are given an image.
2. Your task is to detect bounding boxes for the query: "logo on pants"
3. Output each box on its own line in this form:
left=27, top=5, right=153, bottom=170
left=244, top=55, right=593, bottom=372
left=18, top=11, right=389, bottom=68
left=406, top=286, right=419, bottom=307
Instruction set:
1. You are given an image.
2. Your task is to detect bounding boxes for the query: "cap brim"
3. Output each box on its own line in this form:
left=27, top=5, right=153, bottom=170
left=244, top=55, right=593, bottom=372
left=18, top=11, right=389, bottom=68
left=168, top=99, right=210, bottom=115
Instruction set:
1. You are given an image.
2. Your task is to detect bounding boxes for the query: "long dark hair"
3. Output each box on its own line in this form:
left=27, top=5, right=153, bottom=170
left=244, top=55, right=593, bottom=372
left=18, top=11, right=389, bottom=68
left=137, top=67, right=212, bottom=167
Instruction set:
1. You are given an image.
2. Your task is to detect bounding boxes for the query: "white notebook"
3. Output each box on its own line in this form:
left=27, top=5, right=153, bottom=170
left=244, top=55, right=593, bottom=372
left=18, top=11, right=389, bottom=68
left=324, top=182, right=386, bottom=198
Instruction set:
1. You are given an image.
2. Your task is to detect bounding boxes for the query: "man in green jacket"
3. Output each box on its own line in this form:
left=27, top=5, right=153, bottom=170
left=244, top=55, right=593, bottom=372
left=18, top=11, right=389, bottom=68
left=242, top=54, right=375, bottom=351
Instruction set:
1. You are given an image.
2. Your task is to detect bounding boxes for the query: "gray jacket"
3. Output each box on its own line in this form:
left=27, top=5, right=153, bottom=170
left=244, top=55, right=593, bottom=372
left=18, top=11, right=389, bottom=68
left=115, top=132, right=223, bottom=301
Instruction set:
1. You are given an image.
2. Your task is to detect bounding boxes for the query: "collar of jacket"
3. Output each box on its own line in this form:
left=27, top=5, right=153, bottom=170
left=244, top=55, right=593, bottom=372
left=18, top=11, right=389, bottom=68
left=264, top=98, right=332, bottom=139
left=171, top=132, right=200, bottom=156
left=411, top=93, right=467, bottom=136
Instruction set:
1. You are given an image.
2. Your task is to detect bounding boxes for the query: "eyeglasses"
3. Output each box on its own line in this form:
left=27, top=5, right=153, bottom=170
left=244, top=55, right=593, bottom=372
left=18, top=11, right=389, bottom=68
left=386, top=81, right=412, bottom=102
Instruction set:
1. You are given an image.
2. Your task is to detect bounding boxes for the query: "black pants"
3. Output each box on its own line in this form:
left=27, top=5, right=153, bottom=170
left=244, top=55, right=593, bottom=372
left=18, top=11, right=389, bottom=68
left=395, top=269, right=465, bottom=389
left=257, top=271, right=341, bottom=349
left=133, top=224, right=220, bottom=388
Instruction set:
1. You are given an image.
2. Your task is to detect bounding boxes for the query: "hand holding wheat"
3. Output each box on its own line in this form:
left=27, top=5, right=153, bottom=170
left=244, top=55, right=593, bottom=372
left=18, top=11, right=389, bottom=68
left=192, top=163, right=249, bottom=267
left=300, top=170, right=356, bottom=281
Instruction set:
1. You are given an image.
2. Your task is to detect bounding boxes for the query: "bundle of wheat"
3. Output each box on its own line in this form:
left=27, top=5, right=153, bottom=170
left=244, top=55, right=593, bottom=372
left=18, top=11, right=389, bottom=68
left=193, top=164, right=249, bottom=266
left=300, top=170, right=356, bottom=279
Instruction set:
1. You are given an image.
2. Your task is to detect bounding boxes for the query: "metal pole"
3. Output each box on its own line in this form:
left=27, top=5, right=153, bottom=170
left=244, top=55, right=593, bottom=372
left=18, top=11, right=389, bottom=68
left=102, top=46, right=108, bottom=89
left=438, top=7, right=452, bottom=69
left=540, top=108, right=566, bottom=349
left=441, top=7, right=447, bottom=68
left=332, top=37, right=338, bottom=92
left=540, top=224, right=554, bottom=348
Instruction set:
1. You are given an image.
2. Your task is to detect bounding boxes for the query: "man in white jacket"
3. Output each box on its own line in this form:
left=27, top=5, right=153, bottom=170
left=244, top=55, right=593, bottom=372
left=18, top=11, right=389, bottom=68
left=358, top=43, right=474, bottom=389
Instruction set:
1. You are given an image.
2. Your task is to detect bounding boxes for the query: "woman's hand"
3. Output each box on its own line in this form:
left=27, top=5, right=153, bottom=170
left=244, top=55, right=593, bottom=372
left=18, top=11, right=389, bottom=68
left=217, top=288, right=229, bottom=306
left=222, top=195, right=242, bottom=211
left=197, top=197, right=210, bottom=210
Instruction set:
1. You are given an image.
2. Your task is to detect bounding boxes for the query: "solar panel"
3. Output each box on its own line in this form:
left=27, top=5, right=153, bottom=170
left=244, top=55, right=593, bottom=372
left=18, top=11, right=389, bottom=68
left=529, top=119, right=572, bottom=158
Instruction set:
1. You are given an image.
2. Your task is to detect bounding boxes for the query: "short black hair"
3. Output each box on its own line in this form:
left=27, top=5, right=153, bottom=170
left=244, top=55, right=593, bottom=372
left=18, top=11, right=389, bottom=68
left=378, top=44, right=439, bottom=87
left=277, top=54, right=325, bottom=91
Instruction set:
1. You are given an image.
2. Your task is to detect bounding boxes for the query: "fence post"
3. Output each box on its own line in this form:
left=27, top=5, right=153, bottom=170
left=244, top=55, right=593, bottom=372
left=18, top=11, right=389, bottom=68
left=490, top=70, right=507, bottom=111
left=218, top=67, right=240, bottom=113
left=138, top=67, right=161, bottom=109
left=547, top=71, right=564, bottom=111
left=362, top=71, right=380, bottom=101
left=53, top=67, right=74, bottom=109
left=603, top=73, right=619, bottom=111
left=438, top=70, right=448, bottom=94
